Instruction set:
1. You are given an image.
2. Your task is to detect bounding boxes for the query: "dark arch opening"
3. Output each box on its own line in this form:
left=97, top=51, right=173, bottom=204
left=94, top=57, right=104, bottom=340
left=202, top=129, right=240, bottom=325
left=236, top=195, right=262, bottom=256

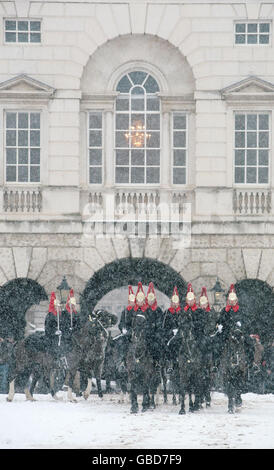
left=0, top=278, right=48, bottom=340
left=80, top=257, right=187, bottom=318
left=234, top=279, right=274, bottom=345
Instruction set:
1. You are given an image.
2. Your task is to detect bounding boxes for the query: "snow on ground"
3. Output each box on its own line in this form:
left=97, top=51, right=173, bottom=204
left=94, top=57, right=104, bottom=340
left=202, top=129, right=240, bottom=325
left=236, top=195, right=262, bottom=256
left=0, top=391, right=273, bottom=449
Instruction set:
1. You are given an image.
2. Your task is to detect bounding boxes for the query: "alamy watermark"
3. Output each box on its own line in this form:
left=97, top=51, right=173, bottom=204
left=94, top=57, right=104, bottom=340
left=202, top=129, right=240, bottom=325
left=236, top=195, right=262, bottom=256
left=82, top=193, right=192, bottom=250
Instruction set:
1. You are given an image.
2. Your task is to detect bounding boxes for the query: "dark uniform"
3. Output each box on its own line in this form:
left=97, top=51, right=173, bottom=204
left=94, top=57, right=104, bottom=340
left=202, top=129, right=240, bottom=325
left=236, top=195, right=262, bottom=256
left=145, top=304, right=164, bottom=367
left=162, top=306, right=181, bottom=361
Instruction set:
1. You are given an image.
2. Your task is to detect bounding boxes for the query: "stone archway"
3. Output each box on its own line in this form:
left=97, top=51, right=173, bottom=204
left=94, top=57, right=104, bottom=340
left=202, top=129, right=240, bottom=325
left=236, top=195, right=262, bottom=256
left=0, top=278, right=48, bottom=340
left=234, top=279, right=274, bottom=345
left=80, top=257, right=187, bottom=318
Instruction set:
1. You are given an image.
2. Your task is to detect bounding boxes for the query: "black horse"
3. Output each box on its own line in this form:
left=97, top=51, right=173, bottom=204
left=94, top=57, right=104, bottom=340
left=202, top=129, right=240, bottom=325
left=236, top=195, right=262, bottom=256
left=177, top=313, right=203, bottom=414
left=60, top=309, right=118, bottom=402
left=102, top=332, right=129, bottom=401
left=220, top=326, right=247, bottom=413
left=126, top=311, right=161, bottom=413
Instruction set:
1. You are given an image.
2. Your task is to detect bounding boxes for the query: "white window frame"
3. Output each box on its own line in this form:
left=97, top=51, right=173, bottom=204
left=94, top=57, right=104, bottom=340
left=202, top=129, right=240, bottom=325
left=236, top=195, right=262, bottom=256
left=88, top=111, right=104, bottom=185
left=233, top=110, right=271, bottom=187
left=114, top=72, right=161, bottom=187
left=4, top=18, right=42, bottom=45
left=234, top=20, right=271, bottom=46
left=0, top=104, right=48, bottom=187
left=171, top=112, right=188, bottom=185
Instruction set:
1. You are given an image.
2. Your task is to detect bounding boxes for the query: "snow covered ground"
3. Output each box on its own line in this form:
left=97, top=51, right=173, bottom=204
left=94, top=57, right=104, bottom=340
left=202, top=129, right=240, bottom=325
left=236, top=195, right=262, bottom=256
left=0, top=390, right=273, bottom=449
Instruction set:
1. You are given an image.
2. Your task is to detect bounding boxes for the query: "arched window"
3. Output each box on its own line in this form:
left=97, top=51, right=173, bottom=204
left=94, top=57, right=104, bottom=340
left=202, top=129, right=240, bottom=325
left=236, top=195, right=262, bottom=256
left=115, top=71, right=160, bottom=184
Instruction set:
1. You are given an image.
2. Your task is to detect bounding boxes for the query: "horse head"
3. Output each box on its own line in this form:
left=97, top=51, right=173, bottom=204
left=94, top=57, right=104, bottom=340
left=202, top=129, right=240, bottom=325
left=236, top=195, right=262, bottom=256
left=87, top=310, right=117, bottom=339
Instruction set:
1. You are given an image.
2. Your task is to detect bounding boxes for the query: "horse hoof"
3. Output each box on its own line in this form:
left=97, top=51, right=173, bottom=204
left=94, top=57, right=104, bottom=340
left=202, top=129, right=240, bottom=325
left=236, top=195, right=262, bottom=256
left=6, top=398, right=13, bottom=402
left=179, top=409, right=186, bottom=415
left=130, top=407, right=138, bottom=414
left=228, top=409, right=234, bottom=414
left=83, top=393, right=89, bottom=400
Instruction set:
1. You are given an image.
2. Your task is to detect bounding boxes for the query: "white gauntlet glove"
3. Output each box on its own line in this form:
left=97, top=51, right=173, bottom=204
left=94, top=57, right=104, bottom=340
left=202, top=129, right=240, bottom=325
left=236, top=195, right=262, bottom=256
left=173, top=329, right=178, bottom=336
left=236, top=321, right=241, bottom=327
left=55, top=330, right=61, bottom=336
left=122, top=328, right=127, bottom=335
left=217, top=324, right=223, bottom=333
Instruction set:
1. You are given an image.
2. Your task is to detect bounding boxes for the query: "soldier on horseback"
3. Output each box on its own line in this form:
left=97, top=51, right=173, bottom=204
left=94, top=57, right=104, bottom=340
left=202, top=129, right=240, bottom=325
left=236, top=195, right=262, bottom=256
left=145, top=282, right=163, bottom=371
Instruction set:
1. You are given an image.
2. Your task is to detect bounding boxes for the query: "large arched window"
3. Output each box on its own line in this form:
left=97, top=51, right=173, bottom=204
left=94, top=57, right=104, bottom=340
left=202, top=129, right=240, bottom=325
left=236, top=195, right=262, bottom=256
left=115, top=71, right=160, bottom=184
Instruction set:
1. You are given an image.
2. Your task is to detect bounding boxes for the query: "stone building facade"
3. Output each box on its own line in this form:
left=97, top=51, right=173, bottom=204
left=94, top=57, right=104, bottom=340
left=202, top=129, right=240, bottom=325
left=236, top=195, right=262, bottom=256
left=0, top=0, right=273, bottom=334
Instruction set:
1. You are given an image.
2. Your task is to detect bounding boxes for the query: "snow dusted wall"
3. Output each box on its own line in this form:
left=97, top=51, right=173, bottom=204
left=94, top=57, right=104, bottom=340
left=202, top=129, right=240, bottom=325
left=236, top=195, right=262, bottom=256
left=0, top=0, right=273, bottom=332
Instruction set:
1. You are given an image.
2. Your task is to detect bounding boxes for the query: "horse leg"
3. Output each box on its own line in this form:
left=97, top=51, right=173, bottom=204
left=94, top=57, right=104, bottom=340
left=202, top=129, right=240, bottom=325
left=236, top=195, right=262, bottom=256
left=142, top=387, right=150, bottom=412
left=83, top=377, right=92, bottom=400
left=179, top=375, right=186, bottom=415
left=67, top=372, right=78, bottom=403
left=130, top=382, right=138, bottom=414
left=6, top=379, right=15, bottom=402
left=96, top=376, right=103, bottom=399
left=161, top=366, right=168, bottom=404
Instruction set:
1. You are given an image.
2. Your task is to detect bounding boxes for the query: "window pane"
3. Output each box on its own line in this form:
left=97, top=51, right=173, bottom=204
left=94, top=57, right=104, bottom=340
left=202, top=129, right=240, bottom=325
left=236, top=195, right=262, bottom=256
left=131, top=97, right=144, bottom=111
left=89, top=149, right=102, bottom=166
left=116, top=150, right=129, bottom=166
left=173, top=114, right=186, bottom=129
left=235, top=23, right=245, bottom=33
left=89, top=113, right=102, bottom=129
left=147, top=150, right=160, bottom=166
left=258, top=150, right=268, bottom=166
left=173, top=168, right=186, bottom=184
left=131, top=149, right=144, bottom=166
left=30, top=148, right=40, bottom=164
left=116, top=114, right=129, bottom=130
left=18, top=113, right=29, bottom=129
left=247, top=114, right=257, bottom=130
left=30, top=166, right=40, bottom=182
left=116, top=75, right=132, bottom=93
left=116, top=167, right=129, bottom=184
left=18, top=166, right=28, bottom=182
left=258, top=167, right=268, bottom=184
left=174, top=149, right=186, bottom=167
left=147, top=97, right=160, bottom=111
left=5, top=32, right=16, bottom=42
left=6, top=113, right=16, bottom=129
left=6, top=148, right=16, bottom=164
left=18, top=130, right=28, bottom=146
left=30, top=21, right=41, bottom=31
left=259, top=132, right=269, bottom=148
left=248, top=23, right=257, bottom=33
left=247, top=34, right=257, bottom=44
left=131, top=114, right=145, bottom=128
left=246, top=167, right=256, bottom=183
left=235, top=150, right=245, bottom=166
left=116, top=131, right=128, bottom=148
left=89, top=130, right=102, bottom=147
left=30, top=113, right=40, bottom=129
left=146, top=114, right=160, bottom=130
left=143, top=75, right=159, bottom=93
left=246, top=132, right=257, bottom=148
left=259, top=114, right=269, bottom=130
left=146, top=167, right=160, bottom=184
left=30, top=33, right=41, bottom=43
left=246, top=149, right=256, bottom=166
left=18, top=33, right=29, bottom=43
left=131, top=167, right=144, bottom=183
left=6, top=166, right=16, bottom=182
left=89, top=167, right=102, bottom=184
left=260, top=23, right=270, bottom=33
left=30, top=130, right=40, bottom=147
left=116, top=98, right=129, bottom=111
left=235, top=34, right=245, bottom=44
left=6, top=130, right=16, bottom=146
left=18, top=21, right=28, bottom=31
left=235, top=167, right=245, bottom=183
left=174, top=131, right=186, bottom=148
left=259, top=34, right=269, bottom=44
left=5, top=20, right=16, bottom=30
left=18, top=148, right=28, bottom=164
left=235, top=115, right=245, bottom=130
left=147, top=132, right=160, bottom=148
left=129, top=71, right=147, bottom=85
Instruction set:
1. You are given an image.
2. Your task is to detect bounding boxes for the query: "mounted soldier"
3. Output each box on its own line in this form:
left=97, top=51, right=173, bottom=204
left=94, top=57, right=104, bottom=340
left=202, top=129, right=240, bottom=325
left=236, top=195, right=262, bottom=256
left=145, top=282, right=163, bottom=370
left=215, top=284, right=254, bottom=406
left=162, top=286, right=181, bottom=363
left=118, top=285, right=136, bottom=337
left=197, top=287, right=214, bottom=407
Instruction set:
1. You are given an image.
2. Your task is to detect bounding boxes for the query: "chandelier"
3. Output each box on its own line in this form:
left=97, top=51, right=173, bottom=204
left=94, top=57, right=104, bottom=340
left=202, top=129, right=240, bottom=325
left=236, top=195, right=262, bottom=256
left=125, top=121, right=151, bottom=148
